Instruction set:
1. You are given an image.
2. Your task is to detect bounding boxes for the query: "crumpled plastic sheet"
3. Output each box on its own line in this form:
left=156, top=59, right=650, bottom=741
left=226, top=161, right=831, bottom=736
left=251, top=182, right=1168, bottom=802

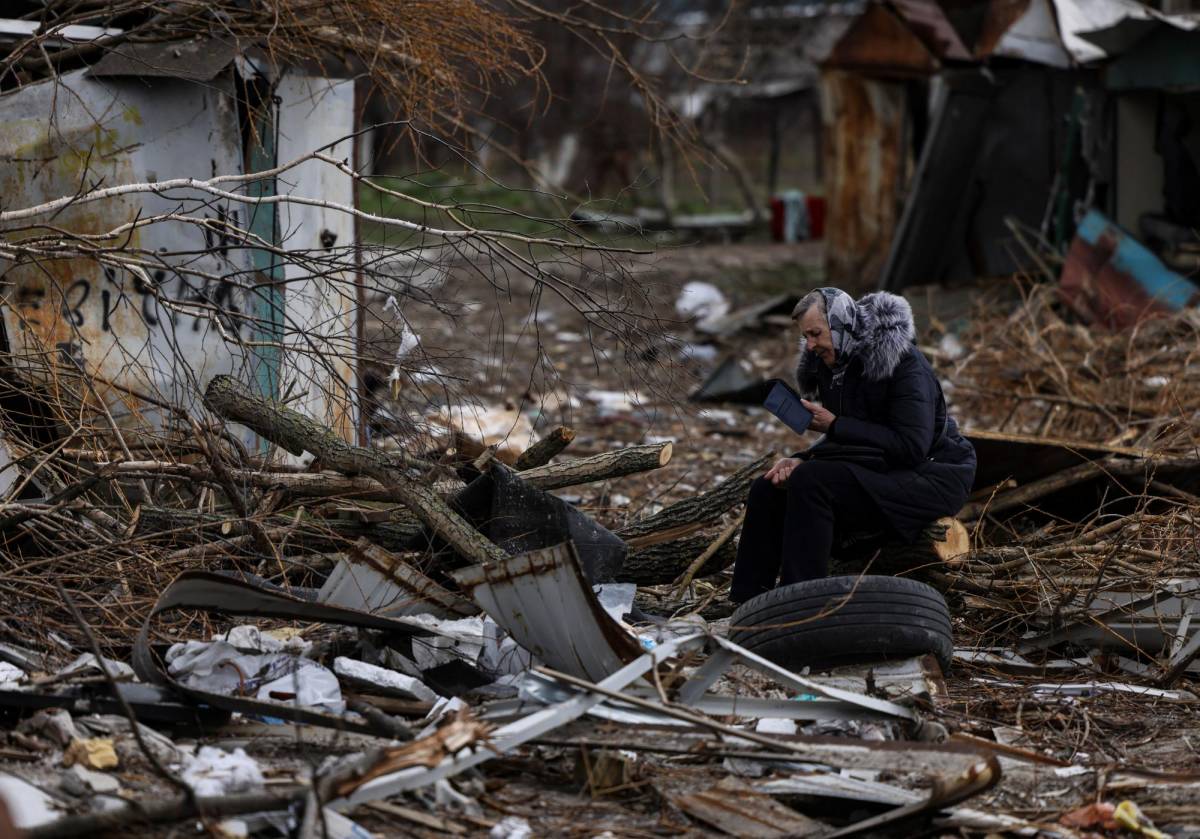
left=214, top=625, right=312, bottom=656
left=178, top=746, right=264, bottom=797
left=166, top=640, right=345, bottom=714
left=490, top=816, right=533, bottom=839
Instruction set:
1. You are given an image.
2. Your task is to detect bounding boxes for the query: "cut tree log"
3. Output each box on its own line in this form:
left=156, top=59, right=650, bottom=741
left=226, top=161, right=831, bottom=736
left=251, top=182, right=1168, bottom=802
left=672, top=513, right=744, bottom=592
left=515, top=442, right=673, bottom=491
left=515, top=426, right=576, bottom=471
left=617, top=453, right=772, bottom=541
left=833, top=517, right=970, bottom=573
left=622, top=532, right=737, bottom=586
left=204, top=375, right=507, bottom=566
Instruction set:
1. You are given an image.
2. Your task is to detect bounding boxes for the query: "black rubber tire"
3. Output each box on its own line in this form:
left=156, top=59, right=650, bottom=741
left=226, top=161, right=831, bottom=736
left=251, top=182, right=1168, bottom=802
left=729, top=575, right=953, bottom=672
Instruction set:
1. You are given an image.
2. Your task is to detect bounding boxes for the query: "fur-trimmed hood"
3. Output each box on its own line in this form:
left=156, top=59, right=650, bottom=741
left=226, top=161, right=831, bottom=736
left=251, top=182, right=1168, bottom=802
left=795, top=291, right=916, bottom=397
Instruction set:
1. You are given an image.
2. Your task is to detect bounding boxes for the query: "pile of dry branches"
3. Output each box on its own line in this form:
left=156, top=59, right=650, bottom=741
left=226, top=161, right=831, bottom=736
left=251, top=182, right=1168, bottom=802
left=935, top=283, right=1200, bottom=453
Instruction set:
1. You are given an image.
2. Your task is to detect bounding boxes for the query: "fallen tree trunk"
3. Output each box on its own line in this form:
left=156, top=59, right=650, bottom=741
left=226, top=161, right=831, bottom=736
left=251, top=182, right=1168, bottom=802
left=204, top=375, right=507, bottom=566
left=623, top=532, right=737, bottom=586
left=137, top=507, right=425, bottom=554
left=108, top=441, right=670, bottom=501
left=617, top=453, right=771, bottom=541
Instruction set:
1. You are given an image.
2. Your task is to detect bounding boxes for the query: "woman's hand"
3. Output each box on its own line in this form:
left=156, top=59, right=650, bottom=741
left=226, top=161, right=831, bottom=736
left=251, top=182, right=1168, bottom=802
left=765, top=457, right=801, bottom=486
left=801, top=399, right=836, bottom=433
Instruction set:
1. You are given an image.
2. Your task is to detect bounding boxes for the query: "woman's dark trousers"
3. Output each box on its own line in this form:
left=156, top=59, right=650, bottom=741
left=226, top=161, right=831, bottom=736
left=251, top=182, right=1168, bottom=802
left=730, top=460, right=880, bottom=603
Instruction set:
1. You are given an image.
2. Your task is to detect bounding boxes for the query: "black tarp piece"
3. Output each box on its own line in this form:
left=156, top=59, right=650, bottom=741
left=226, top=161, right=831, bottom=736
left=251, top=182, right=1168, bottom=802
left=450, top=465, right=627, bottom=584
left=690, top=357, right=771, bottom=404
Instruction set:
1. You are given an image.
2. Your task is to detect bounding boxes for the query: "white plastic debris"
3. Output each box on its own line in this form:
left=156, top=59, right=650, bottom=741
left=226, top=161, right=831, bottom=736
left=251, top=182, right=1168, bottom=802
left=584, top=389, right=645, bottom=414
left=0, top=774, right=60, bottom=828
left=0, top=661, right=23, bottom=687
left=396, top=323, right=420, bottom=358
left=594, top=584, right=636, bottom=624
left=490, top=815, right=533, bottom=839
left=178, top=746, right=264, bottom=797
left=333, top=658, right=440, bottom=702
left=57, top=653, right=135, bottom=681
left=215, top=625, right=310, bottom=655
left=1145, top=375, right=1170, bottom=389
left=166, top=641, right=345, bottom=714
left=939, top=333, right=965, bottom=360
left=435, top=779, right=483, bottom=816
left=68, top=764, right=121, bottom=794
left=675, top=281, right=730, bottom=329
left=755, top=718, right=798, bottom=736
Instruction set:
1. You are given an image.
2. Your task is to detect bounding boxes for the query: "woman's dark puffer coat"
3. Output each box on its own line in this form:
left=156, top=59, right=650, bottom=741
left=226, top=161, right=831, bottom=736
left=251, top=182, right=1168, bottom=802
left=795, top=291, right=976, bottom=542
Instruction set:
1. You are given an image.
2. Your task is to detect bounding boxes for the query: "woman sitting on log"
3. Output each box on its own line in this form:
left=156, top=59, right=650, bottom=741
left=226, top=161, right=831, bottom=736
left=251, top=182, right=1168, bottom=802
left=730, top=287, right=976, bottom=604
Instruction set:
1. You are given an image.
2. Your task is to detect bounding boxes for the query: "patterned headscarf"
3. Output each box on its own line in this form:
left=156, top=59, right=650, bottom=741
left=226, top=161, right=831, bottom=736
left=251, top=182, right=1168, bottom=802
left=816, top=287, right=859, bottom=372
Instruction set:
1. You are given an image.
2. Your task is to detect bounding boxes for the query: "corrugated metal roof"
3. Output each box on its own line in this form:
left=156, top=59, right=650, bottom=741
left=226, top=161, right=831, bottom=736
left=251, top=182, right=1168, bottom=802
left=88, top=37, right=238, bottom=81
left=451, top=542, right=643, bottom=682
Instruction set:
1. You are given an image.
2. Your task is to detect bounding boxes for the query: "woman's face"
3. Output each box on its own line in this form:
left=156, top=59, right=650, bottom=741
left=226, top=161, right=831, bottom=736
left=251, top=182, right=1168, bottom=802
left=799, top=306, right=835, bottom=367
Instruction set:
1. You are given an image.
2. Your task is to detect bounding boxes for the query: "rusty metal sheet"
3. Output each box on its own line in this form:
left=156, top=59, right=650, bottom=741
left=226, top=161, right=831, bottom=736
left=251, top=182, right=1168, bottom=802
left=88, top=37, right=239, bottom=81
left=822, top=3, right=939, bottom=76
left=318, top=538, right=478, bottom=619
left=450, top=542, right=643, bottom=682
left=820, top=70, right=910, bottom=287
left=1059, top=209, right=1200, bottom=331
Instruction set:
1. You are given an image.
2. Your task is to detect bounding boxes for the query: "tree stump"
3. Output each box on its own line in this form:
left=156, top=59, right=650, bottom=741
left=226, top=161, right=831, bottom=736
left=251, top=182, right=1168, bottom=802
left=832, top=516, right=969, bottom=576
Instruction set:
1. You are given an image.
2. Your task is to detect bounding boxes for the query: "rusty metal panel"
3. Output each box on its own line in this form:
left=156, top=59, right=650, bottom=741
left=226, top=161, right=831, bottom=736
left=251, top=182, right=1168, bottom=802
left=450, top=542, right=643, bottom=682
left=1059, top=208, right=1200, bottom=330
left=820, top=70, right=910, bottom=287
left=822, top=3, right=939, bottom=76
left=0, top=69, right=255, bottom=426
left=274, top=71, right=359, bottom=445
left=319, top=539, right=478, bottom=619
